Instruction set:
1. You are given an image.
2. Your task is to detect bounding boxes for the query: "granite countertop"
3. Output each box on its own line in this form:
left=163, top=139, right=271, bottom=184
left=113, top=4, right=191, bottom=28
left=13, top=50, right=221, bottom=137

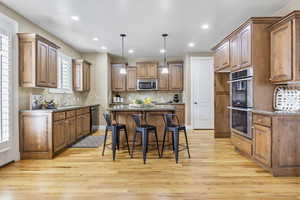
left=107, top=105, right=176, bottom=111
left=252, top=109, right=300, bottom=116
left=20, top=104, right=100, bottom=113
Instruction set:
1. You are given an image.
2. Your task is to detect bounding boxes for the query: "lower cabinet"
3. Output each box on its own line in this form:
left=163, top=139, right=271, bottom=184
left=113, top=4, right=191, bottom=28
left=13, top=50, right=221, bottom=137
left=20, top=107, right=91, bottom=159
left=174, top=105, right=185, bottom=125
left=253, top=124, right=272, bottom=167
left=53, top=120, right=66, bottom=152
left=231, top=131, right=252, bottom=156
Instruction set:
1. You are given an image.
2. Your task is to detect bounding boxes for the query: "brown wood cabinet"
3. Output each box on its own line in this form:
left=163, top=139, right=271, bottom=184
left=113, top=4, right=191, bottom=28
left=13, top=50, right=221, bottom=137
left=231, top=131, right=252, bottom=157
left=136, top=62, right=158, bottom=79
left=213, top=40, right=230, bottom=71
left=126, top=67, right=137, bottom=91
left=253, top=124, right=272, bottom=167
left=73, top=59, right=91, bottom=92
left=111, top=64, right=126, bottom=92
left=270, top=19, right=292, bottom=83
left=18, top=33, right=59, bottom=88
left=252, top=113, right=300, bottom=176
left=174, top=104, right=185, bottom=124
left=158, top=67, right=169, bottom=90
left=20, top=107, right=91, bottom=159
left=240, top=25, right=252, bottom=68
left=168, top=62, right=183, bottom=91
left=214, top=73, right=230, bottom=138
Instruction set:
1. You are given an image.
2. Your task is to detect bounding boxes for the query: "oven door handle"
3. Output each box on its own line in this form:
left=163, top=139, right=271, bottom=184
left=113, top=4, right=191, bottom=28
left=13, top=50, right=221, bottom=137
left=227, top=77, right=253, bottom=83
left=227, top=106, right=253, bottom=112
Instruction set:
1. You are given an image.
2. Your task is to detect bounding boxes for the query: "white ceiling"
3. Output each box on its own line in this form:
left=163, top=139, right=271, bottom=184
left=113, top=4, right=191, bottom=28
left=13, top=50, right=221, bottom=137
left=0, top=0, right=290, bottom=58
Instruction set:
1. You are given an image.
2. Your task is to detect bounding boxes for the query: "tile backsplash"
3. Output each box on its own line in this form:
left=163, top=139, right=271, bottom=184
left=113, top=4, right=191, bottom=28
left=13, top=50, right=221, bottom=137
left=112, top=91, right=183, bottom=104
left=19, top=88, right=86, bottom=110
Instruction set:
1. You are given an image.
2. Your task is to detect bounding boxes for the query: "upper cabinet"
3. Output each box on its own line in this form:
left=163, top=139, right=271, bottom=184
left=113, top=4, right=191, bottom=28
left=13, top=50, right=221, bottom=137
left=269, top=12, right=300, bottom=84
left=158, top=67, right=169, bottom=90
left=213, top=40, right=230, bottom=71
left=168, top=62, right=183, bottom=91
left=72, top=59, right=91, bottom=92
left=111, top=64, right=126, bottom=92
left=126, top=67, right=137, bottom=91
left=18, top=33, right=60, bottom=88
left=136, top=62, right=158, bottom=79
left=240, top=25, right=252, bottom=68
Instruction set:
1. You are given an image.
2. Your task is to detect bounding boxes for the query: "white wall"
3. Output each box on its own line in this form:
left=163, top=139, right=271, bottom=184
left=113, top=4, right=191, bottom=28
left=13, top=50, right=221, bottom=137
left=273, top=0, right=300, bottom=15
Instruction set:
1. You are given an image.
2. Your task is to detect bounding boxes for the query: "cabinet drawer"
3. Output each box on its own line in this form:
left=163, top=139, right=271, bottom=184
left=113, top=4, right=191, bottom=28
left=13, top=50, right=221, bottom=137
left=231, top=132, right=252, bottom=156
left=253, top=114, right=271, bottom=127
left=174, top=105, right=185, bottom=111
left=53, top=112, right=66, bottom=121
left=76, top=107, right=90, bottom=115
left=66, top=110, right=76, bottom=118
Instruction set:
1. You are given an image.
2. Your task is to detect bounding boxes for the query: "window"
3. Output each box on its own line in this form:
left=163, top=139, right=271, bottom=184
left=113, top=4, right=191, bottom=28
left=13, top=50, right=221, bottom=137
left=49, top=52, right=73, bottom=93
left=0, top=29, right=11, bottom=146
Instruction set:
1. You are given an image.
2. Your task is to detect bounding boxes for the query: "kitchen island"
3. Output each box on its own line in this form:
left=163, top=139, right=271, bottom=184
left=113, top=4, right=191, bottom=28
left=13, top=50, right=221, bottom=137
left=107, top=105, right=176, bottom=146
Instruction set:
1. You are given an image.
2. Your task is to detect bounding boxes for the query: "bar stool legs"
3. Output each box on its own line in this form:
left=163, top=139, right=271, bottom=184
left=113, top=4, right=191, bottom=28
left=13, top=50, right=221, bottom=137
left=183, top=128, right=191, bottom=159
left=173, top=128, right=180, bottom=163
left=102, top=128, right=108, bottom=156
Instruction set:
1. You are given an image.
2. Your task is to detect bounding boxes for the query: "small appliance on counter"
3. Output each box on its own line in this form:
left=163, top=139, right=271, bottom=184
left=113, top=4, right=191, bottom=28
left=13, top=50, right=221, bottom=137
left=113, top=94, right=124, bottom=103
left=173, top=94, right=180, bottom=103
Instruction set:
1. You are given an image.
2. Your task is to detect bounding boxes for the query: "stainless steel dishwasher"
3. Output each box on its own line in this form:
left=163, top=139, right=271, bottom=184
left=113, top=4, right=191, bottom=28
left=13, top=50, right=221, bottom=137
left=90, top=105, right=99, bottom=133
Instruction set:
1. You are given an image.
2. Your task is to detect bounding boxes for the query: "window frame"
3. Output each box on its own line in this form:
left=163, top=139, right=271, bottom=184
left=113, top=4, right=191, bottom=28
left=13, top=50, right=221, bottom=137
left=49, top=51, right=73, bottom=94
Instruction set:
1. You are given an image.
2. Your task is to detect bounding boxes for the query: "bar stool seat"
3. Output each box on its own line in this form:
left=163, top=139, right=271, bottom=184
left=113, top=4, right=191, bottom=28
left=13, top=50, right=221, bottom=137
left=102, top=113, right=130, bottom=161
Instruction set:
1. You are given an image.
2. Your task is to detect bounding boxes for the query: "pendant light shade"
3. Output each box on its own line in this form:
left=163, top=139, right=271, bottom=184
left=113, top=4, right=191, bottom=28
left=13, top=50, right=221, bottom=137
left=120, top=33, right=127, bottom=74
left=161, top=33, right=169, bottom=74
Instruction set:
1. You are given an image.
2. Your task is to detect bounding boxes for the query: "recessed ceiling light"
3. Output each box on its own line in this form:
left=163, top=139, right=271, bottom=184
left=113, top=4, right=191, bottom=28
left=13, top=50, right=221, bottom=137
left=160, top=49, right=166, bottom=53
left=101, top=46, right=107, bottom=50
left=71, top=16, right=79, bottom=21
left=202, top=24, right=209, bottom=30
left=93, top=37, right=99, bottom=41
left=128, top=49, right=134, bottom=53
left=188, top=43, right=195, bottom=47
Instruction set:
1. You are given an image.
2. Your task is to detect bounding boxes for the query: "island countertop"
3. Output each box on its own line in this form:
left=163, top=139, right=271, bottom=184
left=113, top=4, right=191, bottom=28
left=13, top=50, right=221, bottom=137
left=107, top=105, right=176, bottom=112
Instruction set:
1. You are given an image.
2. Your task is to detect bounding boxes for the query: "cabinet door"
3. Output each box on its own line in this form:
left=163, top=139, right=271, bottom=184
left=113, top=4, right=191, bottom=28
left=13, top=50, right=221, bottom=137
left=48, top=46, right=58, bottom=88
left=53, top=120, right=66, bottom=152
left=127, top=67, right=137, bottom=91
left=73, top=62, right=83, bottom=91
left=68, top=117, right=76, bottom=144
left=82, top=114, right=91, bottom=135
left=221, top=41, right=230, bottom=68
left=213, top=49, right=222, bottom=70
left=82, top=62, right=91, bottom=91
left=253, top=124, right=272, bottom=167
left=136, top=63, right=148, bottom=78
left=158, top=67, right=169, bottom=90
left=230, top=34, right=240, bottom=71
left=36, top=40, right=49, bottom=87
left=240, top=25, right=252, bottom=68
left=169, top=63, right=183, bottom=91
left=111, top=64, right=126, bottom=92
left=76, top=115, right=84, bottom=139
left=270, top=21, right=293, bottom=83
left=147, top=63, right=158, bottom=78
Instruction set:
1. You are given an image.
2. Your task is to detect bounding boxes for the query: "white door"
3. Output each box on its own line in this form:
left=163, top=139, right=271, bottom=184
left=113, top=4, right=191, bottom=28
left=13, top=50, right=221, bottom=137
left=0, top=13, right=18, bottom=167
left=191, top=57, right=214, bottom=129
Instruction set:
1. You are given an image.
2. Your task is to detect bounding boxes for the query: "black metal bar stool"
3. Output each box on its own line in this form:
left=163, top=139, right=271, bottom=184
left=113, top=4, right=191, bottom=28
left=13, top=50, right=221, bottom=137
left=131, top=114, right=161, bottom=164
left=102, top=113, right=131, bottom=160
left=161, top=114, right=191, bottom=163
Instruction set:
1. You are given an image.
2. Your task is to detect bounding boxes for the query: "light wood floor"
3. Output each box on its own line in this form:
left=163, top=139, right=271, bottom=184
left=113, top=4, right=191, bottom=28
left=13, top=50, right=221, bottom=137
left=1, top=130, right=300, bottom=200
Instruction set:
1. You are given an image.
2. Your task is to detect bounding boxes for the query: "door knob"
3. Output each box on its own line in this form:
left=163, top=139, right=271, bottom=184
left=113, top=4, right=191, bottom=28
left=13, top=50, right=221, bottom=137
left=194, top=102, right=198, bottom=104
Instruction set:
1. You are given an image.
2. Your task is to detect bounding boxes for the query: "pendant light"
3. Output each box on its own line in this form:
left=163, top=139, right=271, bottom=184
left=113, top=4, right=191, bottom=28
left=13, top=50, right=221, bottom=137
left=120, top=33, right=127, bottom=74
left=161, top=33, right=169, bottom=74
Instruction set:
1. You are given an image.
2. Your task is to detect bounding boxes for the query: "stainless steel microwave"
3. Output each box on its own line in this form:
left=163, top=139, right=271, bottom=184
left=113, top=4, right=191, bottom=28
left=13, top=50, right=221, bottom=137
left=137, top=79, right=158, bottom=90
